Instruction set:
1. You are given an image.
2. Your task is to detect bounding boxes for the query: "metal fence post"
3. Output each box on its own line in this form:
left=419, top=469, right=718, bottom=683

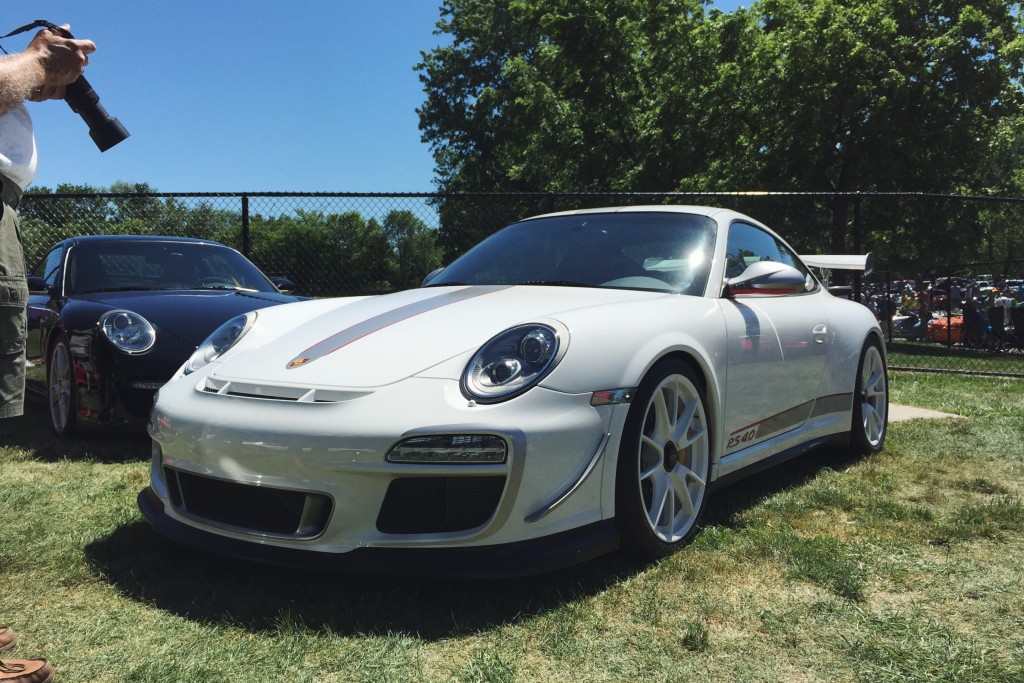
left=882, top=270, right=890, bottom=341
left=241, top=194, right=250, bottom=257
left=853, top=193, right=862, bottom=302
left=946, top=268, right=953, bottom=347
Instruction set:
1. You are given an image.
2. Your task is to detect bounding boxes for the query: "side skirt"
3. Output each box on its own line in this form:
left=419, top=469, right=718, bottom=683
left=708, top=432, right=850, bottom=493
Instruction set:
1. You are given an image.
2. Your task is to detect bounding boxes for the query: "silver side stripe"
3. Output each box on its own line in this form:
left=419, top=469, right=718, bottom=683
left=286, top=286, right=512, bottom=369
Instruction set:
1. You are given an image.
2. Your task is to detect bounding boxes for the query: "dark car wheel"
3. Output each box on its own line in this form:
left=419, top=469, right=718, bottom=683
left=48, top=335, right=78, bottom=436
left=616, top=358, right=711, bottom=559
left=849, top=337, right=888, bottom=455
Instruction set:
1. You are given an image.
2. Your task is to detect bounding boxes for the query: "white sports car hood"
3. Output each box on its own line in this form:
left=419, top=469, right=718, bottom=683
left=210, top=285, right=665, bottom=388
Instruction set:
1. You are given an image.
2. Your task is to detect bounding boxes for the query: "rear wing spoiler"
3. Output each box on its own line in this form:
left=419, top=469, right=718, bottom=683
left=801, top=252, right=875, bottom=276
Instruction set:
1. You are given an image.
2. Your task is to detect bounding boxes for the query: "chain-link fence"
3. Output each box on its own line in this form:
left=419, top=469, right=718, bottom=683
left=18, top=190, right=1024, bottom=377
left=863, top=263, right=1024, bottom=377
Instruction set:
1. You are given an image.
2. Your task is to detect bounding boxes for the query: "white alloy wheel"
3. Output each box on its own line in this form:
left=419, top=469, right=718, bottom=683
left=851, top=339, right=888, bottom=454
left=49, top=336, right=78, bottom=436
left=617, top=359, right=710, bottom=557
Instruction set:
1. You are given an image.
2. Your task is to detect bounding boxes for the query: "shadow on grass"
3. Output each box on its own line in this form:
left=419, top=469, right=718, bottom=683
left=83, top=444, right=867, bottom=640
left=4, top=404, right=150, bottom=463
left=85, top=520, right=647, bottom=640
left=704, top=444, right=869, bottom=528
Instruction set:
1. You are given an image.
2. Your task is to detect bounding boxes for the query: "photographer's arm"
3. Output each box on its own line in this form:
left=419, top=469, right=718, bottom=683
left=0, top=26, right=95, bottom=114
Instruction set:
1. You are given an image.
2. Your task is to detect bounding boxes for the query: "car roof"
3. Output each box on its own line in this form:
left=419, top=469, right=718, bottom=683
left=58, top=234, right=229, bottom=248
left=524, top=205, right=736, bottom=221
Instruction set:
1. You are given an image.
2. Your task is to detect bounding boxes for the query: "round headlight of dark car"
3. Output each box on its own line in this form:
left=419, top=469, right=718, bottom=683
left=100, top=310, right=156, bottom=354
left=184, top=311, right=256, bottom=375
left=463, top=323, right=567, bottom=403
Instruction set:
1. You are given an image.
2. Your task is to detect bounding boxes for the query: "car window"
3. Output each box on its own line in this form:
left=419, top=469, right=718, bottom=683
left=725, top=222, right=818, bottom=292
left=427, top=212, right=717, bottom=295
left=31, top=246, right=64, bottom=287
left=66, top=241, right=277, bottom=295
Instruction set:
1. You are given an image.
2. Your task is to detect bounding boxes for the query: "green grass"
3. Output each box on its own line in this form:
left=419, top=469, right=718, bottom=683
left=2, top=373, right=1023, bottom=682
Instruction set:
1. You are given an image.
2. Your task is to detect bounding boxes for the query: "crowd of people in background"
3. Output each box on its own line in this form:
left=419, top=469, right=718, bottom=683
left=859, top=273, right=1024, bottom=350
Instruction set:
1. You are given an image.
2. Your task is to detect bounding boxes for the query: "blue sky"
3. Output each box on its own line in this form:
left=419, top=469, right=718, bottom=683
left=2, top=1, right=742, bottom=193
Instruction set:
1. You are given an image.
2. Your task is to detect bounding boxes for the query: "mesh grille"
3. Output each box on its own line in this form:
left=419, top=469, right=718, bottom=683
left=376, top=476, right=506, bottom=534
left=166, top=468, right=331, bottom=537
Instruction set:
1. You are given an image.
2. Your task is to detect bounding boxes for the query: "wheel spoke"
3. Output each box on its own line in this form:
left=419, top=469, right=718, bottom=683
left=639, top=434, right=663, bottom=480
left=659, top=485, right=676, bottom=535
left=677, top=463, right=706, bottom=489
left=651, top=389, right=671, bottom=442
left=640, top=434, right=661, bottom=455
left=861, top=406, right=872, bottom=434
left=639, top=458, right=661, bottom=481
left=865, top=369, right=885, bottom=397
left=679, top=424, right=707, bottom=449
left=672, top=471, right=695, bottom=516
left=648, top=471, right=670, bottom=528
left=671, top=396, right=698, bottom=444
left=865, top=405, right=882, bottom=441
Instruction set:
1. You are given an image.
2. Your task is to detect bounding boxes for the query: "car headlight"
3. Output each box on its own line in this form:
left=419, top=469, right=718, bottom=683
left=183, top=311, right=256, bottom=375
left=462, top=323, right=567, bottom=403
left=100, top=310, right=156, bottom=354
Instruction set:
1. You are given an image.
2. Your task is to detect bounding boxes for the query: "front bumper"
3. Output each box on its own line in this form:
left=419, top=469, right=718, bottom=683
left=138, top=486, right=619, bottom=577
left=143, top=368, right=631, bottom=573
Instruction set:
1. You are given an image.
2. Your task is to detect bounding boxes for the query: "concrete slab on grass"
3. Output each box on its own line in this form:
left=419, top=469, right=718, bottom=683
left=889, top=404, right=963, bottom=422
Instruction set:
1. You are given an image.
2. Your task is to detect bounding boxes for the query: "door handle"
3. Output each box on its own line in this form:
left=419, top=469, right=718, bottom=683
left=812, top=323, right=828, bottom=343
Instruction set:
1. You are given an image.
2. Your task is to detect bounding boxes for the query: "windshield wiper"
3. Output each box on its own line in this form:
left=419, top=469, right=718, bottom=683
left=197, top=284, right=257, bottom=292
left=515, top=280, right=596, bottom=288
left=79, top=287, right=160, bottom=293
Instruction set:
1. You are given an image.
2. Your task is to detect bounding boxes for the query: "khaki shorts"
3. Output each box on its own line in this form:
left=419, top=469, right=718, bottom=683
left=0, top=200, right=27, bottom=419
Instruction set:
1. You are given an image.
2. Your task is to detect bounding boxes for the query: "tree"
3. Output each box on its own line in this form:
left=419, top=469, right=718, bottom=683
left=381, top=210, right=442, bottom=289
left=417, top=0, right=718, bottom=258
left=715, top=0, right=1024, bottom=254
left=247, top=210, right=397, bottom=297
left=418, top=0, right=1024, bottom=265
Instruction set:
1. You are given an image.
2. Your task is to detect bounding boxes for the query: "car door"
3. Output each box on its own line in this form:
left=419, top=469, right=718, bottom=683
left=719, top=222, right=828, bottom=454
left=25, top=245, right=66, bottom=398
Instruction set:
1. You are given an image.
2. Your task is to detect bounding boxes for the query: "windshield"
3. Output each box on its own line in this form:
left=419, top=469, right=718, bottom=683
left=66, top=241, right=278, bottom=296
left=427, top=212, right=717, bottom=294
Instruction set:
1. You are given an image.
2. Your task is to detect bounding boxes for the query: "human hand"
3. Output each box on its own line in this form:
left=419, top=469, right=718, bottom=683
left=28, top=83, right=67, bottom=102
left=25, top=24, right=96, bottom=90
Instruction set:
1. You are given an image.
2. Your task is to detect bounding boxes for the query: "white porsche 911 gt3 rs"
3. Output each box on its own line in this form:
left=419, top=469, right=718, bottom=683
left=138, top=206, right=888, bottom=576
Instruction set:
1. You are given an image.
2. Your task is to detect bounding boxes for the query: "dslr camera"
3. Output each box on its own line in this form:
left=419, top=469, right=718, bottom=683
left=3, top=20, right=129, bottom=152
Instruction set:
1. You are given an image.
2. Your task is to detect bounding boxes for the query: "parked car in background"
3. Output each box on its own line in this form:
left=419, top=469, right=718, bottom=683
left=26, top=235, right=303, bottom=435
left=139, top=206, right=888, bottom=576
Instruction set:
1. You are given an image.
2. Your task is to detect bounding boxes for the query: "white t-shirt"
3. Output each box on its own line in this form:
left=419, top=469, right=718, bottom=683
left=994, top=295, right=1014, bottom=326
left=0, top=104, right=38, bottom=189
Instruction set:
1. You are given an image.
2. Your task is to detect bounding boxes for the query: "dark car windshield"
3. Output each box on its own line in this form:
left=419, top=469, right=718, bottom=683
left=426, top=212, right=717, bottom=294
left=66, top=241, right=278, bottom=296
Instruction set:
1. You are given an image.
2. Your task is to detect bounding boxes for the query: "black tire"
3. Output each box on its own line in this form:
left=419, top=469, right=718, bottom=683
left=616, top=358, right=711, bottom=558
left=849, top=338, right=888, bottom=455
left=48, top=335, right=78, bottom=437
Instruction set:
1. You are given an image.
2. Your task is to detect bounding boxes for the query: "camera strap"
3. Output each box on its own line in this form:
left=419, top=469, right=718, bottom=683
left=0, top=20, right=72, bottom=52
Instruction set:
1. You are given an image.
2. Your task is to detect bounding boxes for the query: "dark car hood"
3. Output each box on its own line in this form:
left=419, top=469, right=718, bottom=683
left=77, top=290, right=298, bottom=346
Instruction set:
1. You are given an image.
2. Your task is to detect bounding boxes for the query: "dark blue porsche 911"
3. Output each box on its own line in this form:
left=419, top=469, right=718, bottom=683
left=25, top=235, right=302, bottom=435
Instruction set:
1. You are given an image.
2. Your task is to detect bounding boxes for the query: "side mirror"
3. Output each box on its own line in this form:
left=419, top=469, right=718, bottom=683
left=421, top=267, right=445, bottom=286
left=724, top=261, right=808, bottom=297
left=271, top=277, right=295, bottom=295
left=26, top=275, right=51, bottom=295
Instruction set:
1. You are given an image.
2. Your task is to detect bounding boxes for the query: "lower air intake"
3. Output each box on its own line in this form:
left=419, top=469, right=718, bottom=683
left=165, top=468, right=331, bottom=538
left=376, top=476, right=506, bottom=534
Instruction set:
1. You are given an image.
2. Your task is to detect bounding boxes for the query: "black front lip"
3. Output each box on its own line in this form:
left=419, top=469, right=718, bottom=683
left=137, top=487, right=620, bottom=578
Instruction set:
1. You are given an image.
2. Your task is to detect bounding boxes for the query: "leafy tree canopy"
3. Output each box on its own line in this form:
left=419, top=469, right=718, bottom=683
left=417, top=0, right=1024, bottom=263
